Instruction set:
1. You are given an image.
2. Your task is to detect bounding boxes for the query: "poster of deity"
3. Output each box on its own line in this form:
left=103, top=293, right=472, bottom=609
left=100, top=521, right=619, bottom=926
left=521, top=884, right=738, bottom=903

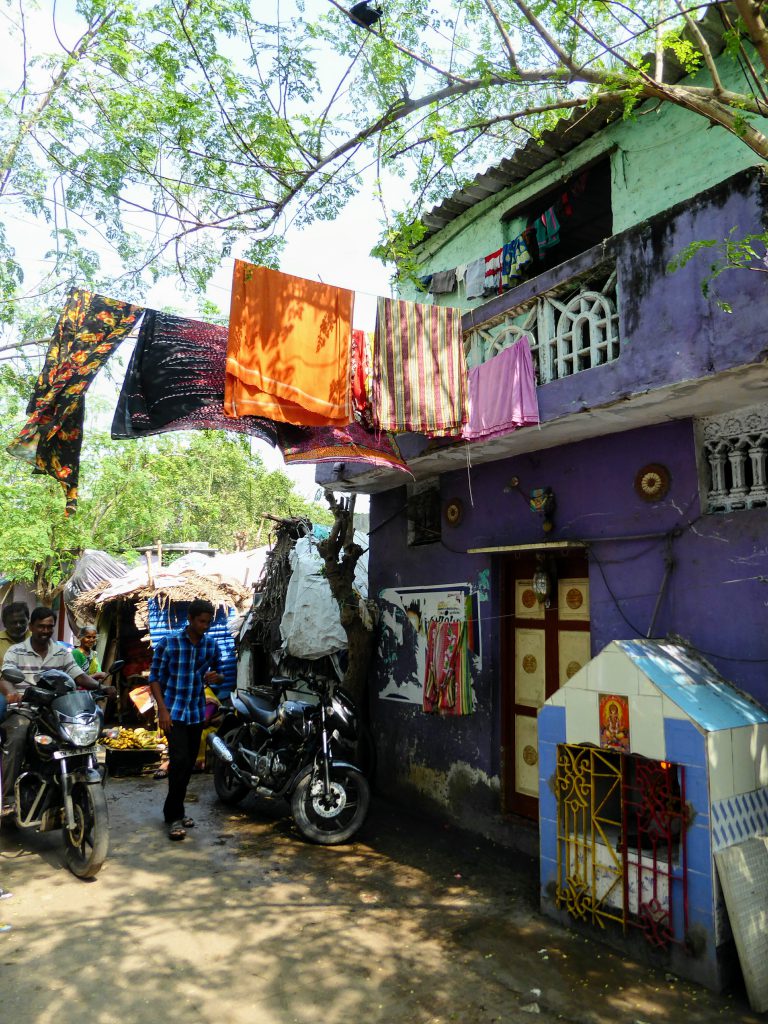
left=599, top=694, right=630, bottom=751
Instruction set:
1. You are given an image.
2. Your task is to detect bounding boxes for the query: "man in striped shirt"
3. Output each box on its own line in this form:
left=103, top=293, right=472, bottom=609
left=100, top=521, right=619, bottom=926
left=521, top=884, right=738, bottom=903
left=149, top=599, right=224, bottom=841
left=0, top=606, right=105, bottom=815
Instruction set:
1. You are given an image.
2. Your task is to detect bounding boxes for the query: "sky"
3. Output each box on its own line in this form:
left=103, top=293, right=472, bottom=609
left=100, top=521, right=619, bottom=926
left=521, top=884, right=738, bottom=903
left=1, top=1, right=408, bottom=505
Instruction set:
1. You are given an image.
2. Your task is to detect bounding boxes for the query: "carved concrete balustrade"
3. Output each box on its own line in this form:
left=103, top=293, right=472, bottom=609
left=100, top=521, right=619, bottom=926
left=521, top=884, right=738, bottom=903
left=465, top=267, right=621, bottom=384
left=699, top=404, right=768, bottom=512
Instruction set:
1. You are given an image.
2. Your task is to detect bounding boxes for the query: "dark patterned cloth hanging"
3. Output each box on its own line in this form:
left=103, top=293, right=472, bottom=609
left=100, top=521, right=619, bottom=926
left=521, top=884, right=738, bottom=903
left=277, top=421, right=410, bottom=473
left=7, top=288, right=143, bottom=513
left=111, top=310, right=277, bottom=446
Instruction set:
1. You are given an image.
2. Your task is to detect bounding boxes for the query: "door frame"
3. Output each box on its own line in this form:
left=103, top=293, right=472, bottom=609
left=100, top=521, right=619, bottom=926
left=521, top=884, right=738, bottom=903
left=500, top=548, right=590, bottom=819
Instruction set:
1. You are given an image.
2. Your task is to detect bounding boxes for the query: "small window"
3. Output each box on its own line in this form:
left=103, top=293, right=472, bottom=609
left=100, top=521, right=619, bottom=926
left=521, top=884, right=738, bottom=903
left=407, top=481, right=441, bottom=546
left=502, top=158, right=613, bottom=274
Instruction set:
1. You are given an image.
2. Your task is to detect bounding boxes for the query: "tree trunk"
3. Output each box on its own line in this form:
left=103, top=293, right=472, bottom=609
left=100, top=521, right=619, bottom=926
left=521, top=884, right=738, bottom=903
left=316, top=493, right=375, bottom=708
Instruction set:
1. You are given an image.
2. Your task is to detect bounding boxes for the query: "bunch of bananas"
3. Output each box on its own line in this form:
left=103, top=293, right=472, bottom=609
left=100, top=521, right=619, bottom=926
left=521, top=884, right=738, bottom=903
left=100, top=727, right=164, bottom=751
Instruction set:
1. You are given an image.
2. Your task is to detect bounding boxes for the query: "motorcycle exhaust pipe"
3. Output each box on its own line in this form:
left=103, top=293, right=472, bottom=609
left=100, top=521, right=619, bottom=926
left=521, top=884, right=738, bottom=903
left=209, top=735, right=234, bottom=764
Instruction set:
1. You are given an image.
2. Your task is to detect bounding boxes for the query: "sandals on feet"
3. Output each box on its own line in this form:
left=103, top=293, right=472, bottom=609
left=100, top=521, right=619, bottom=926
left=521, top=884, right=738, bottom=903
left=181, top=817, right=195, bottom=828
left=168, top=820, right=186, bottom=841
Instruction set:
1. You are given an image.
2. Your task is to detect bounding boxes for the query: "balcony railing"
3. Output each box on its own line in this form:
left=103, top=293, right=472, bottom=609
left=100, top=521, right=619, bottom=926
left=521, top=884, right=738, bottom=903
left=464, top=262, right=621, bottom=385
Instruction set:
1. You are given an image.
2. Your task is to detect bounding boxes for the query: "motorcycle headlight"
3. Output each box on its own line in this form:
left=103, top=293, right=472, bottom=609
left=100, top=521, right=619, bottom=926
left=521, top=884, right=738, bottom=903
left=60, top=719, right=100, bottom=747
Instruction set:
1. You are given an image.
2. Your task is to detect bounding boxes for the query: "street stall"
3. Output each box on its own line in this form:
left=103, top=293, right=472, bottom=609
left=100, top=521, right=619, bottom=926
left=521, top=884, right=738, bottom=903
left=69, top=548, right=263, bottom=770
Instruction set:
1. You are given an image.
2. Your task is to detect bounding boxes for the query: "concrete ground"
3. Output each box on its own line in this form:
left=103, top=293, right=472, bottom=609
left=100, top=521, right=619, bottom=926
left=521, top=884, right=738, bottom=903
left=0, top=772, right=760, bottom=1024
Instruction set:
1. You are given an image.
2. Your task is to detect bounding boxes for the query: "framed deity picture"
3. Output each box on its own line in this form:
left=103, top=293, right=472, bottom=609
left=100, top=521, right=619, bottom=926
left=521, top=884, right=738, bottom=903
left=599, top=694, right=630, bottom=752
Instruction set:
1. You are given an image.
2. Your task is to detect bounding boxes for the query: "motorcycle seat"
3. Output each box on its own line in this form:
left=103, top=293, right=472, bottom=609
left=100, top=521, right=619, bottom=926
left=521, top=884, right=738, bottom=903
left=238, top=692, right=279, bottom=728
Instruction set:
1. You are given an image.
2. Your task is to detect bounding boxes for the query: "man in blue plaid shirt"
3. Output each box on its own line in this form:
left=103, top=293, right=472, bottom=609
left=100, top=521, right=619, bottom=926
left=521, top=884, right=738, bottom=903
left=149, top=599, right=224, bottom=841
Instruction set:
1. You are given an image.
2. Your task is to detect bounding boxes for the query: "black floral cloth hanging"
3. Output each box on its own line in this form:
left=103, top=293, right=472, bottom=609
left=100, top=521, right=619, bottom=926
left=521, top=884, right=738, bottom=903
left=6, top=288, right=143, bottom=513
left=110, top=309, right=277, bottom=446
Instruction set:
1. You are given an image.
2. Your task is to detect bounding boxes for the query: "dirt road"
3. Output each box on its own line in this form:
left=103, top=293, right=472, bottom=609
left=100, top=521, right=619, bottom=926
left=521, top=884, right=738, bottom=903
left=0, top=774, right=759, bottom=1024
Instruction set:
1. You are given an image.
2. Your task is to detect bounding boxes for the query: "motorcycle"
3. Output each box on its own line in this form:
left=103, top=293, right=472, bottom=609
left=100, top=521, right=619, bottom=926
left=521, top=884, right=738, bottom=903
left=210, top=668, right=370, bottom=844
left=0, top=660, right=123, bottom=878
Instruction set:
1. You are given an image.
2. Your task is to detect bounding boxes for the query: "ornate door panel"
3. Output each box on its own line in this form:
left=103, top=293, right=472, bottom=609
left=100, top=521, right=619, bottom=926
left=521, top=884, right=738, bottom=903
left=501, top=551, right=590, bottom=818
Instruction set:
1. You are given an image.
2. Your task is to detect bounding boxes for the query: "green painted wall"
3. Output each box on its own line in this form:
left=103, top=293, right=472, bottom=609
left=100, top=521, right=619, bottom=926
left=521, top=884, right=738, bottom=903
left=402, top=56, right=765, bottom=307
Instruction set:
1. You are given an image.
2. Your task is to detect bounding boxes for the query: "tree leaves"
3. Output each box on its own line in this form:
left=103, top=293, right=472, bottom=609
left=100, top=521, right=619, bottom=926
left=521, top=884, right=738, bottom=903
left=1, top=0, right=767, bottom=346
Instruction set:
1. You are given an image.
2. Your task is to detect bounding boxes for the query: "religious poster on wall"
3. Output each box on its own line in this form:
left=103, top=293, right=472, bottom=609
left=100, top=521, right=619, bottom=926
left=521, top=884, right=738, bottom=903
left=599, top=694, right=630, bottom=751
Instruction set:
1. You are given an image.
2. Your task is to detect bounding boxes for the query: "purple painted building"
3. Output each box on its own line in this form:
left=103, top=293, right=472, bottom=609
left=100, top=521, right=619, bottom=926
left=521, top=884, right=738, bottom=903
left=314, top=57, right=768, bottom=989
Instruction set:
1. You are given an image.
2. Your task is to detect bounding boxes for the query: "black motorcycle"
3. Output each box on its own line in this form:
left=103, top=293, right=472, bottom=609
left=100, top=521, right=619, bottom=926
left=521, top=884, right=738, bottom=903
left=0, top=661, right=123, bottom=878
left=210, top=669, right=370, bottom=844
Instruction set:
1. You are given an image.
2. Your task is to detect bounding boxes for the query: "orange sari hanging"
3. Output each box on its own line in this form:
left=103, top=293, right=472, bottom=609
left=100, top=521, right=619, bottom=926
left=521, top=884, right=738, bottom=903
left=225, top=261, right=354, bottom=426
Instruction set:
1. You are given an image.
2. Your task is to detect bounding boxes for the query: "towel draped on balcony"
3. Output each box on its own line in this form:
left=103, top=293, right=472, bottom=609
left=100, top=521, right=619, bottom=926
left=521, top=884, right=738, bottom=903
left=462, top=335, right=539, bottom=442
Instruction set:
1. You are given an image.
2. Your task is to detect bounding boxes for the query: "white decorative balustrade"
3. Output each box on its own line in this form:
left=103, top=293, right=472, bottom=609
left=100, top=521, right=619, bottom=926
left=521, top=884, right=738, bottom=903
left=465, top=267, right=621, bottom=383
left=699, top=404, right=768, bottom=513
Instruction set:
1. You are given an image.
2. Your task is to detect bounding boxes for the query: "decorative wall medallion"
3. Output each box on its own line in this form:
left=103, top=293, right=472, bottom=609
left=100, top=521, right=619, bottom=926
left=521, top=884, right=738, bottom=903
left=566, top=588, right=583, bottom=610
left=523, top=745, right=538, bottom=766
left=522, top=654, right=537, bottom=674
left=522, top=588, right=537, bottom=609
left=634, top=463, right=671, bottom=502
left=444, top=498, right=464, bottom=527
left=566, top=660, right=581, bottom=679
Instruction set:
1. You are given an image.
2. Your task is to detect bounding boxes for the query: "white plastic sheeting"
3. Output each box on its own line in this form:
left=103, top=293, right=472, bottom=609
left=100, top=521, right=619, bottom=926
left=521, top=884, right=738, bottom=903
left=64, top=549, right=130, bottom=607
left=91, top=548, right=269, bottom=604
left=279, top=533, right=368, bottom=660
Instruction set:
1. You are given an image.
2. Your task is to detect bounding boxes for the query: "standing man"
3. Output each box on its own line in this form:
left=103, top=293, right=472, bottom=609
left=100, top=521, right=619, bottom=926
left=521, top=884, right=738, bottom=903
left=0, top=606, right=108, bottom=816
left=148, top=599, right=224, bottom=841
left=0, top=603, right=30, bottom=664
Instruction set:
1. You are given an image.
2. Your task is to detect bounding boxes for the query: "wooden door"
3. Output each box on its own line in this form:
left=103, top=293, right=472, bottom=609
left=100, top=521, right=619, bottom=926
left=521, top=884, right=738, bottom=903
left=501, top=551, right=590, bottom=818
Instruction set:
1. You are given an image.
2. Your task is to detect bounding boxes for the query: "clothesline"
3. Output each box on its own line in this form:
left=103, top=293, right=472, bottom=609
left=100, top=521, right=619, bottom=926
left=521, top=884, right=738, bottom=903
left=6, top=261, right=540, bottom=513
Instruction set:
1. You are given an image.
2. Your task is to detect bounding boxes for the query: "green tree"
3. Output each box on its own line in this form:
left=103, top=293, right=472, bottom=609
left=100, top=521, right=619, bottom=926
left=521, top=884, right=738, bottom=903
left=2, top=0, right=768, bottom=344
left=0, top=401, right=331, bottom=602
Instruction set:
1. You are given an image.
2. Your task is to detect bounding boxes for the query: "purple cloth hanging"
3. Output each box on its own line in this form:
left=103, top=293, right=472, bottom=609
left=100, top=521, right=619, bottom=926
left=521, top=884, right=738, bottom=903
left=462, top=336, right=539, bottom=441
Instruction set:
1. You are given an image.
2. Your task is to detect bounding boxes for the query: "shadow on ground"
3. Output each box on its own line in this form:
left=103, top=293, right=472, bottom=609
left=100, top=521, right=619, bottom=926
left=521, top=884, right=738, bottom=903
left=0, top=774, right=759, bottom=1024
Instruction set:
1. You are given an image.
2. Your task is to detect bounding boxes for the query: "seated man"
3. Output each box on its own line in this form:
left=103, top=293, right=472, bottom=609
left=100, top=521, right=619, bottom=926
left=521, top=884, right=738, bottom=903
left=0, top=606, right=112, bottom=817
left=0, top=603, right=30, bottom=664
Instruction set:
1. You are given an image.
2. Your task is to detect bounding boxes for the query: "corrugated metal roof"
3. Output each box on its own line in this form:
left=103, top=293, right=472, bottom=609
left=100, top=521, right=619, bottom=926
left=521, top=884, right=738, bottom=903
left=420, top=5, right=727, bottom=241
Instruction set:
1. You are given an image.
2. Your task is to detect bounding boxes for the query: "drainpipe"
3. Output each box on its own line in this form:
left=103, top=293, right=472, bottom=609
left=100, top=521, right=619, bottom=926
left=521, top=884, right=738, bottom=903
left=646, top=530, right=680, bottom=638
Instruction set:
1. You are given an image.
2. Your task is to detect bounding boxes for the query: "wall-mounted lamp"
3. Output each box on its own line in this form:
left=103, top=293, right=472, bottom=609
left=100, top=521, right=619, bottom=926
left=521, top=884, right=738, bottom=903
left=532, top=555, right=552, bottom=607
left=504, top=477, right=557, bottom=534
left=348, top=1, right=383, bottom=28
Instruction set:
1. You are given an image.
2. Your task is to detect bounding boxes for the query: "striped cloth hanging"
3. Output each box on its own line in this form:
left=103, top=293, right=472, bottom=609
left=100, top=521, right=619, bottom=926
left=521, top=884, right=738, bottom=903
left=373, top=297, right=467, bottom=437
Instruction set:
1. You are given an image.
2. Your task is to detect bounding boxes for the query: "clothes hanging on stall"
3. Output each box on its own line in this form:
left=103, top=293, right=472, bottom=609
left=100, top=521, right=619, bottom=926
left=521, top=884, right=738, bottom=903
left=7, top=288, right=142, bottom=512
left=462, top=336, right=539, bottom=442
left=111, top=309, right=276, bottom=445
left=372, top=297, right=467, bottom=437
left=277, top=422, right=410, bottom=473
left=225, top=261, right=354, bottom=426
left=423, top=619, right=472, bottom=715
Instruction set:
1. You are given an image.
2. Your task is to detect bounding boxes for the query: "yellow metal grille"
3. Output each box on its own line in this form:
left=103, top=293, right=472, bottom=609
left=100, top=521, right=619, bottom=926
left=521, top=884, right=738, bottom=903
left=555, top=743, right=626, bottom=930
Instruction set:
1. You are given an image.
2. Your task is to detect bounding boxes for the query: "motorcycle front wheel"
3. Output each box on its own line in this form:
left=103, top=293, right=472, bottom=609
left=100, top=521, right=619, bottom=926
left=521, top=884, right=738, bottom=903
left=213, top=727, right=249, bottom=806
left=291, top=764, right=370, bottom=845
left=63, top=781, right=109, bottom=878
